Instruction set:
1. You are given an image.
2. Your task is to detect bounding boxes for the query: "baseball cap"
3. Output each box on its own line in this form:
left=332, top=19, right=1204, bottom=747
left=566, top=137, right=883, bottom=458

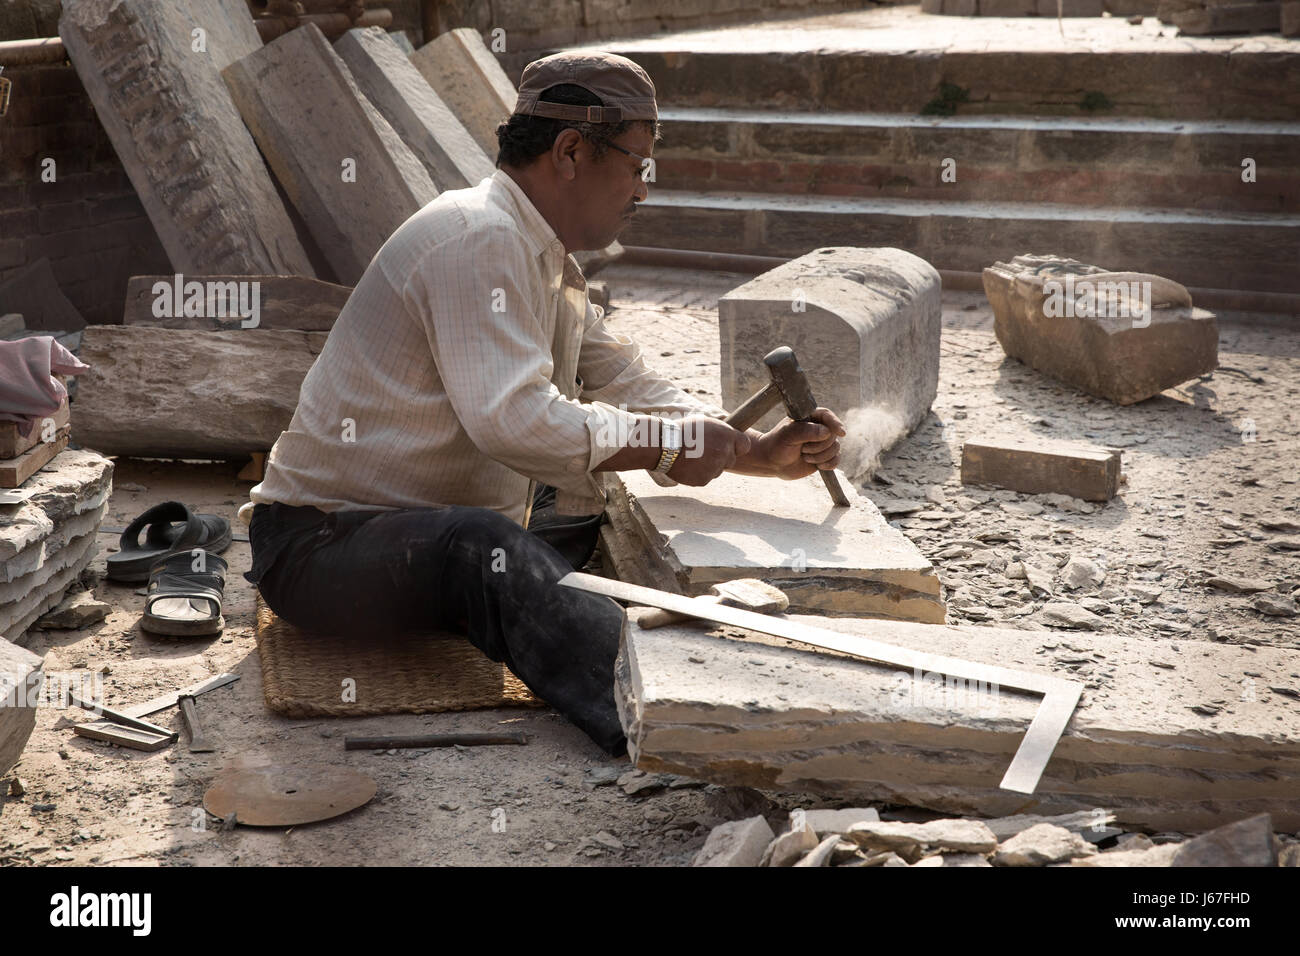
left=513, top=51, right=657, bottom=124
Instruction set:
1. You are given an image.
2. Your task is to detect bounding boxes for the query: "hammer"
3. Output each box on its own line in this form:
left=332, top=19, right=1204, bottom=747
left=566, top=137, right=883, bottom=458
left=637, top=578, right=789, bottom=630
left=727, top=346, right=849, bottom=507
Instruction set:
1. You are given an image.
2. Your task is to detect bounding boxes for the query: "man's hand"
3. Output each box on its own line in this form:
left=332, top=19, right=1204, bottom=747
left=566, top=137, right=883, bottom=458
left=665, top=416, right=751, bottom=486
left=731, top=407, right=846, bottom=480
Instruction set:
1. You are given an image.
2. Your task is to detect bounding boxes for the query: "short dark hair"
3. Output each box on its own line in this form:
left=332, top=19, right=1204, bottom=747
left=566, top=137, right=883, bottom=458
left=494, top=83, right=660, bottom=168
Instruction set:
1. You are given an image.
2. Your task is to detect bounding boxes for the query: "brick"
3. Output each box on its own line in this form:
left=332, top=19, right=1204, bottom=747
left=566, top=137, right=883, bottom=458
left=59, top=0, right=316, bottom=276
left=1172, top=2, right=1281, bottom=33
left=87, top=193, right=145, bottom=224
left=36, top=200, right=88, bottom=234
left=961, top=436, right=1121, bottom=501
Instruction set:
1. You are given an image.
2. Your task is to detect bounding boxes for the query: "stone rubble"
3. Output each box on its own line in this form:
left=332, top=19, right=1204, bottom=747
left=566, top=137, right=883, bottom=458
left=690, top=810, right=1286, bottom=868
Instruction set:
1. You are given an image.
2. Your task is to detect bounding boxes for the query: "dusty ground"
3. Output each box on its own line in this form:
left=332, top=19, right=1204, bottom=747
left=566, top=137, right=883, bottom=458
left=2, top=263, right=1297, bottom=866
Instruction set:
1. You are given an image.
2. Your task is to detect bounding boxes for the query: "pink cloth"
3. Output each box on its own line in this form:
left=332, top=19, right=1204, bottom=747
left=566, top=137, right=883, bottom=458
left=0, top=335, right=90, bottom=437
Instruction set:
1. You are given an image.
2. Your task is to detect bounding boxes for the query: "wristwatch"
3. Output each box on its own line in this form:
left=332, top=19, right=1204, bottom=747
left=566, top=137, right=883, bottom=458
left=653, top=420, right=682, bottom=474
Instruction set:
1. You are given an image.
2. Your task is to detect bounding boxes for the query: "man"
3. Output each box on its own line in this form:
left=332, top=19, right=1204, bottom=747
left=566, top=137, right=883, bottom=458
left=244, top=51, right=844, bottom=756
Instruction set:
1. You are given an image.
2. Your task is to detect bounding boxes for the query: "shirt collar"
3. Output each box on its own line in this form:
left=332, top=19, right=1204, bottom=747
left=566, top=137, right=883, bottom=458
left=491, top=169, right=587, bottom=291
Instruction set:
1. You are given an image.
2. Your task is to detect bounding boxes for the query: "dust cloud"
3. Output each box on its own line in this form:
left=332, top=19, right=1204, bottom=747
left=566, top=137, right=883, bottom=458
left=836, top=405, right=908, bottom=479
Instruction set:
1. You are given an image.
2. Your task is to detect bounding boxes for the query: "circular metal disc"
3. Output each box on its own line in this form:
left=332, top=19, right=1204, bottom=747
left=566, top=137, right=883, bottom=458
left=204, top=765, right=377, bottom=826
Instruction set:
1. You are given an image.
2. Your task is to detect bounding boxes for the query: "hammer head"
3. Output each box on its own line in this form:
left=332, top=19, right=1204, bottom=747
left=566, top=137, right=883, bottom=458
left=763, top=346, right=819, bottom=422
left=709, top=578, right=789, bottom=614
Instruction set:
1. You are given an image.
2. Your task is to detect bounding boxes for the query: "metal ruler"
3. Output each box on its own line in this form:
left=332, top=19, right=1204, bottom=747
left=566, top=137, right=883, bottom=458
left=560, top=572, right=1082, bottom=794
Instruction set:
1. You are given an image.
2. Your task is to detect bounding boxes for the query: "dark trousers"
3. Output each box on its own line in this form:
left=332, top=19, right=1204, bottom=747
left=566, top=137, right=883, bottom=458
left=246, top=486, right=627, bottom=755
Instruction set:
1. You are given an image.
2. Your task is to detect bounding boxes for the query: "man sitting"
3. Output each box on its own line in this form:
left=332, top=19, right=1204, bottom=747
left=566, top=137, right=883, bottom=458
left=244, top=51, right=844, bottom=756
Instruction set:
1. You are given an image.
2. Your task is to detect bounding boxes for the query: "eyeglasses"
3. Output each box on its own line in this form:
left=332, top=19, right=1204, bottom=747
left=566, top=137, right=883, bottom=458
left=607, top=143, right=654, bottom=182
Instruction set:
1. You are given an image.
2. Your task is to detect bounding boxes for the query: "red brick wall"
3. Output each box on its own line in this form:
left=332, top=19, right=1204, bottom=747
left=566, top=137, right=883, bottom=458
left=0, top=62, right=171, bottom=326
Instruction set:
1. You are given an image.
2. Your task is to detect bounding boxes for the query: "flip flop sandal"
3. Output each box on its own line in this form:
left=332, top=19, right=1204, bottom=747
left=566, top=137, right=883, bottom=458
left=105, top=501, right=232, bottom=583
left=140, top=550, right=227, bottom=637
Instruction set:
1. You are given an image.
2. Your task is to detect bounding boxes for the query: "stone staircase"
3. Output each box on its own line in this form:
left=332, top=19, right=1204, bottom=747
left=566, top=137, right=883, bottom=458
left=582, top=7, right=1300, bottom=295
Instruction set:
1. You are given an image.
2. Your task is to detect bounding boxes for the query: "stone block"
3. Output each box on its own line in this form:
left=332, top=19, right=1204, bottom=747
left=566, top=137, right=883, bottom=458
left=123, top=275, right=353, bottom=331
left=992, top=823, right=1097, bottom=865
left=718, top=247, right=941, bottom=436
left=692, top=815, right=774, bottom=867
left=613, top=468, right=945, bottom=623
left=961, top=436, right=1121, bottom=501
left=410, top=26, right=518, bottom=158
left=335, top=26, right=493, bottom=192
left=58, top=0, right=316, bottom=277
left=983, top=255, right=1217, bottom=405
left=615, top=611, right=1300, bottom=832
left=73, top=326, right=328, bottom=459
left=223, top=23, right=438, bottom=286
left=0, top=637, right=44, bottom=775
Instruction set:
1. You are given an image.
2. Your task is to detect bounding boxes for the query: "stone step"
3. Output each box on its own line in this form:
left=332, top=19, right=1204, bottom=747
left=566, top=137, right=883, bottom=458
left=585, top=7, right=1300, bottom=120
left=654, top=108, right=1300, bottom=214
left=622, top=190, right=1300, bottom=293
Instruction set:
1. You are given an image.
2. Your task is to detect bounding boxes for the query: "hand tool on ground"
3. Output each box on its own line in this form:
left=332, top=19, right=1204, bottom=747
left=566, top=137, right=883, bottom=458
left=69, top=674, right=237, bottom=750
left=73, top=719, right=174, bottom=752
left=559, top=571, right=1083, bottom=795
left=178, top=694, right=215, bottom=752
left=343, top=731, right=528, bottom=750
left=65, top=689, right=177, bottom=741
left=636, top=578, right=789, bottom=630
left=725, top=345, right=849, bottom=507
left=117, top=673, right=240, bottom=718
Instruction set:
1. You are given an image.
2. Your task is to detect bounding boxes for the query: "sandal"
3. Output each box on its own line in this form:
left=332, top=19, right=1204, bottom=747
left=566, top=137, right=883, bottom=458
left=140, top=550, right=227, bottom=637
left=106, top=501, right=232, bottom=583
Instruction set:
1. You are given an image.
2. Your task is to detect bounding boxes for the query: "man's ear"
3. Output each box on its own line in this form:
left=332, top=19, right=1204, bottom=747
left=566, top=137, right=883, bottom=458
left=551, top=128, right=583, bottom=182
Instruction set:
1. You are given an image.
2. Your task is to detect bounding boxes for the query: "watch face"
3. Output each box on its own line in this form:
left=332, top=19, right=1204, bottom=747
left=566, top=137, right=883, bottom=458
left=661, top=421, right=683, bottom=451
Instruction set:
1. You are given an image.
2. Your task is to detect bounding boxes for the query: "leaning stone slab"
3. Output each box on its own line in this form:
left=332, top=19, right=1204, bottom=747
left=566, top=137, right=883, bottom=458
left=409, top=26, right=517, bottom=158
left=223, top=23, right=437, bottom=286
left=962, top=436, right=1121, bottom=502
left=983, top=254, right=1217, bottom=405
left=719, top=247, right=941, bottom=434
left=335, top=27, right=493, bottom=192
left=692, top=815, right=774, bottom=867
left=613, top=468, right=944, bottom=623
left=0, top=637, right=44, bottom=775
left=0, top=258, right=85, bottom=332
left=615, top=610, right=1300, bottom=833
left=73, top=327, right=327, bottom=459
left=123, top=275, right=353, bottom=332
left=58, top=0, right=316, bottom=277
